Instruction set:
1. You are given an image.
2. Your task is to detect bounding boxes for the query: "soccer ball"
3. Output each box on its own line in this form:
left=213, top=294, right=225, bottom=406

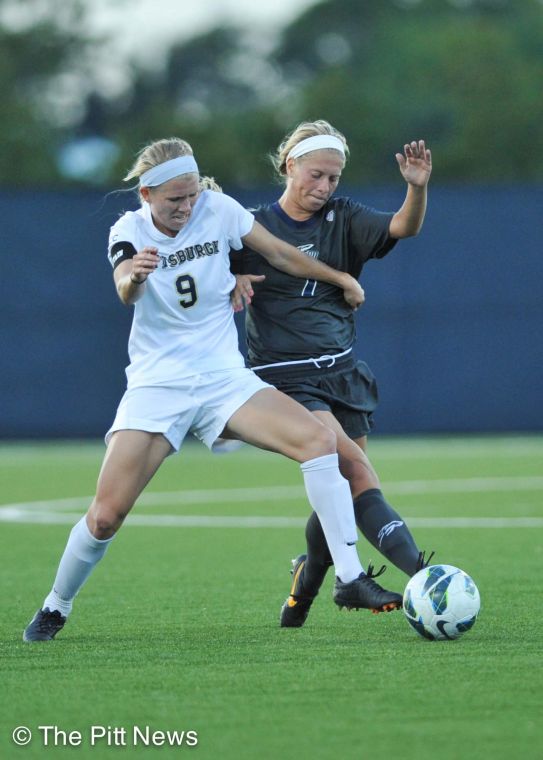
left=403, top=564, right=480, bottom=641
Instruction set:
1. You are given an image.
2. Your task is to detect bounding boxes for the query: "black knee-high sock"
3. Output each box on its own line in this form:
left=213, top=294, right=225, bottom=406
left=354, top=488, right=420, bottom=576
left=300, top=511, right=333, bottom=596
left=300, top=488, right=421, bottom=593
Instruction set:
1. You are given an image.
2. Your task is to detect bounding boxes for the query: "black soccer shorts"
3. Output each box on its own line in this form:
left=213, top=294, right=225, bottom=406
left=253, top=355, right=378, bottom=439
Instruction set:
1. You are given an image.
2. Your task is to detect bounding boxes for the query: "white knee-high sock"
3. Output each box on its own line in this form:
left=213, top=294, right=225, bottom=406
left=301, top=453, right=363, bottom=583
left=42, top=516, right=113, bottom=617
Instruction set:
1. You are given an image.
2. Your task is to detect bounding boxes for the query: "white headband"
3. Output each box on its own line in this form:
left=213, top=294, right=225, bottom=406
left=287, top=135, right=346, bottom=161
left=139, top=155, right=199, bottom=187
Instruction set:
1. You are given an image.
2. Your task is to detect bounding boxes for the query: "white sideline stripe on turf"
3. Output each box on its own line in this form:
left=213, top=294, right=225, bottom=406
left=0, top=476, right=542, bottom=526
left=1, top=475, right=543, bottom=515
left=0, top=508, right=542, bottom=528
left=0, top=486, right=307, bottom=513
left=387, top=476, right=543, bottom=494
left=407, top=517, right=543, bottom=528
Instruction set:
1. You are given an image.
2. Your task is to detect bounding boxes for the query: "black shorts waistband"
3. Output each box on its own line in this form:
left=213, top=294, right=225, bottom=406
left=252, top=352, right=355, bottom=381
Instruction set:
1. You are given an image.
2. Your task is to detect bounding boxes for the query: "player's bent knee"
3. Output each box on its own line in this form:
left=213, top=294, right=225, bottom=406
left=303, top=424, right=337, bottom=459
left=87, top=502, right=129, bottom=539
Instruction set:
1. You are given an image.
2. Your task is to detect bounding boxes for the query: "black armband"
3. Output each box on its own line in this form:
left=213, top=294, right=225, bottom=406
left=108, top=241, right=137, bottom=269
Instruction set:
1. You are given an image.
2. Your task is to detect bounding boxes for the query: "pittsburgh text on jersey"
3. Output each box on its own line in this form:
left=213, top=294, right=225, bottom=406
left=160, top=240, right=219, bottom=268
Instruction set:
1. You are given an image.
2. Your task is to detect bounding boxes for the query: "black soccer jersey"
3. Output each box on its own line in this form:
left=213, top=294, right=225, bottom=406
left=234, top=197, right=397, bottom=365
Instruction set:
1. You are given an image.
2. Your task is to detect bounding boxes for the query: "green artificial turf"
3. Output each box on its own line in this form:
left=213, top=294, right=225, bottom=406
left=1, top=436, right=542, bottom=759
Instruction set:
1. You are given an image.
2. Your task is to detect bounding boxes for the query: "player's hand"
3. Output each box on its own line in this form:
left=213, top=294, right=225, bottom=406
left=131, top=246, right=159, bottom=283
left=230, top=274, right=265, bottom=312
left=395, top=140, right=432, bottom=187
left=341, top=275, right=365, bottom=310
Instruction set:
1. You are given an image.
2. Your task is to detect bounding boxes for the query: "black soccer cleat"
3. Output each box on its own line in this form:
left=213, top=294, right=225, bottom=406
left=23, top=608, right=66, bottom=642
left=333, top=566, right=403, bottom=614
left=280, top=555, right=316, bottom=628
left=415, top=550, right=436, bottom=574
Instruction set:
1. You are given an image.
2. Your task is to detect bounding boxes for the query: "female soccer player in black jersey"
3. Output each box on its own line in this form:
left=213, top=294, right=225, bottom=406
left=231, top=120, right=434, bottom=627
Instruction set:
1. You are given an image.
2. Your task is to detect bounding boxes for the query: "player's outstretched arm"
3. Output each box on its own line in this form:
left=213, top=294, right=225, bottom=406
left=389, top=139, right=432, bottom=239
left=242, top=222, right=365, bottom=310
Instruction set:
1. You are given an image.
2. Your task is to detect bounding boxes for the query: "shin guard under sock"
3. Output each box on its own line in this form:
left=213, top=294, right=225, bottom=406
left=301, top=453, right=362, bottom=583
left=301, top=510, right=334, bottom=596
left=42, top=516, right=114, bottom=616
left=354, top=488, right=420, bottom=576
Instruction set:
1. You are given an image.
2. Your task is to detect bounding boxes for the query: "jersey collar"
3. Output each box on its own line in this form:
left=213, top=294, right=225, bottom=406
left=271, top=201, right=321, bottom=229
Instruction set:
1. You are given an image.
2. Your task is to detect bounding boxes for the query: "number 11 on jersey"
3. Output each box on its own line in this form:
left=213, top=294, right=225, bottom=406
left=301, top=280, right=317, bottom=297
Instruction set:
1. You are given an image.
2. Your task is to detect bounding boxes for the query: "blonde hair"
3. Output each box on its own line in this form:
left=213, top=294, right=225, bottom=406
left=271, top=120, right=349, bottom=181
left=124, top=137, right=222, bottom=197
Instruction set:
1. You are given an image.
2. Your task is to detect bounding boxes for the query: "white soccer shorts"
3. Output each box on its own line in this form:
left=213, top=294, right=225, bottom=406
left=105, top=367, right=270, bottom=451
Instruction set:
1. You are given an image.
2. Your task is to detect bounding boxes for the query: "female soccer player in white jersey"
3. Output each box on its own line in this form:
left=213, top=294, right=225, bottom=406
left=231, top=121, right=434, bottom=627
left=23, top=137, right=404, bottom=642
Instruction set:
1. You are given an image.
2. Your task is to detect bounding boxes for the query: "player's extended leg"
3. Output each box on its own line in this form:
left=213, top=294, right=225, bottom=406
left=281, top=410, right=425, bottom=626
left=317, top=413, right=424, bottom=573
left=225, top=388, right=403, bottom=614
left=23, top=431, right=171, bottom=642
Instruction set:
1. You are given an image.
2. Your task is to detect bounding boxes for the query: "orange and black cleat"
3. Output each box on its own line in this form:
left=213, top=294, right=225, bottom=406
left=279, top=555, right=316, bottom=628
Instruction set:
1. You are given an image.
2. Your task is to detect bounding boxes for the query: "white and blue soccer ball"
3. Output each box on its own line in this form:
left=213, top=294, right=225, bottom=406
left=403, top=564, right=481, bottom=641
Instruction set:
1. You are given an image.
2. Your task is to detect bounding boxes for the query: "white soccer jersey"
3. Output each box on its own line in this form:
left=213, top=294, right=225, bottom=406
left=107, top=190, right=254, bottom=387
